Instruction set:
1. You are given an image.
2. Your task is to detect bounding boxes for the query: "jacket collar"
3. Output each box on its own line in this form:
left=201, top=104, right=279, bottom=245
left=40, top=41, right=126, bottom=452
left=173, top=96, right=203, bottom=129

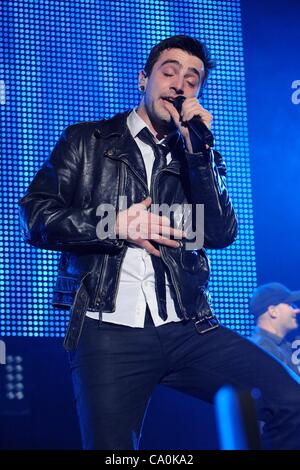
left=94, top=111, right=131, bottom=139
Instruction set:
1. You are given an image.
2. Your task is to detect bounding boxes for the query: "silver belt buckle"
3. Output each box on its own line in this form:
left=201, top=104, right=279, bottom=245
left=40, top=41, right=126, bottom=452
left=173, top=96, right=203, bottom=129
left=194, top=314, right=220, bottom=334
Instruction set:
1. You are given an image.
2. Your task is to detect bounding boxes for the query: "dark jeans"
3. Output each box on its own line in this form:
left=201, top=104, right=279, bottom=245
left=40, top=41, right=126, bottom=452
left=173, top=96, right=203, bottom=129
left=68, top=310, right=300, bottom=450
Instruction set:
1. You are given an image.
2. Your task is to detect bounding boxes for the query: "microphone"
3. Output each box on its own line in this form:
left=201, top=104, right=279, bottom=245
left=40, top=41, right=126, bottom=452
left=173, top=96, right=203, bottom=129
left=172, top=96, right=214, bottom=150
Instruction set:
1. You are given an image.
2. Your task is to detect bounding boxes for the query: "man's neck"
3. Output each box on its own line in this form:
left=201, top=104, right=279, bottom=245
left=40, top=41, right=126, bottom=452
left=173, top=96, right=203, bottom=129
left=136, top=105, right=168, bottom=141
left=258, top=322, right=286, bottom=339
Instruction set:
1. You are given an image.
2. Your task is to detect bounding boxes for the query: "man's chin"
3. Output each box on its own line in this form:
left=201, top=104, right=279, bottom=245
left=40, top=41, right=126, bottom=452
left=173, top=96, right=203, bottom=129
left=146, top=103, right=176, bottom=133
left=156, top=112, right=176, bottom=132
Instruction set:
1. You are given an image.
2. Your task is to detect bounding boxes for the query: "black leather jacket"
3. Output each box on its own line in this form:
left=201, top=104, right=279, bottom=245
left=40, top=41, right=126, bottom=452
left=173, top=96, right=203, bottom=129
left=19, top=110, right=238, bottom=350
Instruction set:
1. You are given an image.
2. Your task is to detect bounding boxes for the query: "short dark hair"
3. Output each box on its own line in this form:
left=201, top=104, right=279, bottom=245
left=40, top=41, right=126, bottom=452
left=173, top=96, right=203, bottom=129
left=144, top=35, right=215, bottom=85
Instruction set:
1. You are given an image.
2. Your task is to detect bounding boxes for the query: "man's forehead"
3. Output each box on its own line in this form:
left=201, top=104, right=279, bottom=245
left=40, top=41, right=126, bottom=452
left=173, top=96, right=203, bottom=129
left=155, top=48, right=204, bottom=72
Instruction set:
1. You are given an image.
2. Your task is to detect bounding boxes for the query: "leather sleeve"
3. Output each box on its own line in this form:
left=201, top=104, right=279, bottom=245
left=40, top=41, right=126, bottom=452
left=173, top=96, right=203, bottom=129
left=185, top=148, right=238, bottom=249
left=18, top=127, right=123, bottom=252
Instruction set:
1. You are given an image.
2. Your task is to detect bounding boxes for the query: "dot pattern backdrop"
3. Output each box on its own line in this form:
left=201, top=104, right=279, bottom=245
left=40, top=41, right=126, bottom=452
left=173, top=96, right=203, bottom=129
left=1, top=0, right=256, bottom=338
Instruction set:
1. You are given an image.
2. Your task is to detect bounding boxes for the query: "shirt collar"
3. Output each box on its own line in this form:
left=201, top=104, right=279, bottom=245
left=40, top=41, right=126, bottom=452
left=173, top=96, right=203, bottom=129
left=127, top=108, right=179, bottom=146
left=127, top=108, right=150, bottom=139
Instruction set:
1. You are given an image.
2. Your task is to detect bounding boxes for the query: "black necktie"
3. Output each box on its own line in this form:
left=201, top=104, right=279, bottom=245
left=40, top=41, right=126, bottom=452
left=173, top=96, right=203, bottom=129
left=138, top=127, right=169, bottom=196
left=137, top=127, right=170, bottom=320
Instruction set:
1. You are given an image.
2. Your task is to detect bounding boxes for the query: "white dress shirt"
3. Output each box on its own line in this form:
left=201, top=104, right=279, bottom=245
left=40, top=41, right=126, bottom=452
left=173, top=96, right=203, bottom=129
left=86, top=108, right=182, bottom=327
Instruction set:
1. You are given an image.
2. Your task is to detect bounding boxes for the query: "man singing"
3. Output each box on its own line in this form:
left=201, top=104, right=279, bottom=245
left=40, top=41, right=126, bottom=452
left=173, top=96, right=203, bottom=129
left=19, top=35, right=300, bottom=450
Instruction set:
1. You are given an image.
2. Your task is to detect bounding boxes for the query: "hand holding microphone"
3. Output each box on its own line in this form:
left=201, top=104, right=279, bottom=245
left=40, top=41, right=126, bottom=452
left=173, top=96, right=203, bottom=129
left=162, top=96, right=214, bottom=153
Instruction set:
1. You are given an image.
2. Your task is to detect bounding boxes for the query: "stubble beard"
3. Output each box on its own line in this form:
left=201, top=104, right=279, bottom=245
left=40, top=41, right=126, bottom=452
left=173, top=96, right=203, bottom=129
left=147, top=100, right=176, bottom=135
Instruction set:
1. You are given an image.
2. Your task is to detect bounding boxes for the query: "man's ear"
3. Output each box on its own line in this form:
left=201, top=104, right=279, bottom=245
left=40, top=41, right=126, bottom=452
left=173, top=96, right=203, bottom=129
left=138, top=70, right=148, bottom=92
left=268, top=305, right=278, bottom=319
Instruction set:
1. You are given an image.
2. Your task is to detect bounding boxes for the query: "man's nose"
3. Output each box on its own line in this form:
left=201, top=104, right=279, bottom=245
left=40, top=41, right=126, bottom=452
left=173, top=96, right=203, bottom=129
left=170, top=77, right=184, bottom=94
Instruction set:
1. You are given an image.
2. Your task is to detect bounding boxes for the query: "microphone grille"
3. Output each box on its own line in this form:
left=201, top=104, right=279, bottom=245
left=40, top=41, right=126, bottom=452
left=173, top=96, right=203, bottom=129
left=173, top=96, right=186, bottom=113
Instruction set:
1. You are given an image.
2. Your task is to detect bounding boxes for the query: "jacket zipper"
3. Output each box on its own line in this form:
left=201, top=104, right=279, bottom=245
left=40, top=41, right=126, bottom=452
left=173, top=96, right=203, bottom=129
left=92, top=160, right=127, bottom=310
left=117, top=160, right=126, bottom=203
left=110, top=245, right=128, bottom=310
left=152, top=168, right=188, bottom=319
left=94, top=253, right=109, bottom=310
